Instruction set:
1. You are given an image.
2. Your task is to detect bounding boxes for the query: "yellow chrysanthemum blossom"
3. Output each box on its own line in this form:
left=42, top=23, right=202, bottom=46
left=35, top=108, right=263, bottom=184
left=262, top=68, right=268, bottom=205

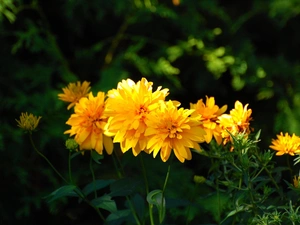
left=105, top=78, right=169, bottom=156
left=218, top=101, right=252, bottom=146
left=16, top=112, right=42, bottom=133
left=269, top=132, right=300, bottom=156
left=144, top=100, right=206, bottom=163
left=64, top=92, right=113, bottom=155
left=58, top=81, right=91, bottom=110
left=190, top=96, right=227, bottom=145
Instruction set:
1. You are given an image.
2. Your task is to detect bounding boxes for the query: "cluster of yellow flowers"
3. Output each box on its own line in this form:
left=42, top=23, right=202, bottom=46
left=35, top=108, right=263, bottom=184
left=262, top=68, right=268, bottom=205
left=58, top=77, right=253, bottom=162
left=16, top=77, right=300, bottom=162
left=16, top=78, right=300, bottom=162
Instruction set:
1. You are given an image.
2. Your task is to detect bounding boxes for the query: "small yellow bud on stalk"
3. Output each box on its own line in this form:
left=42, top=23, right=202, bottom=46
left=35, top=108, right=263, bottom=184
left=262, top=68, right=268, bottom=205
left=16, top=112, right=41, bottom=133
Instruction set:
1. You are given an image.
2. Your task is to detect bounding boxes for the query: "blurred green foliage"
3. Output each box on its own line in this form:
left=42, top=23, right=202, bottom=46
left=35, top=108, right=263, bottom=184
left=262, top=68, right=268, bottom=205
left=1, top=0, right=300, bottom=224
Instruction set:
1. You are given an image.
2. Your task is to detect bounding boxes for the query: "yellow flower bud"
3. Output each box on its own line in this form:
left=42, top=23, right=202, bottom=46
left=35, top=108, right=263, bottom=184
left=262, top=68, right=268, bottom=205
left=293, top=175, right=300, bottom=188
left=16, top=112, right=41, bottom=133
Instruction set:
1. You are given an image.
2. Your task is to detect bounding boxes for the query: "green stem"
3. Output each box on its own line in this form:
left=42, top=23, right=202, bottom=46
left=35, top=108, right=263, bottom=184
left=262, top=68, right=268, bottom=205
left=140, top=154, right=149, bottom=193
left=159, top=160, right=172, bottom=224
left=112, top=152, right=142, bottom=225
left=29, top=134, right=68, bottom=183
left=68, top=151, right=73, bottom=184
left=216, top=177, right=221, bottom=224
left=90, top=152, right=97, bottom=199
left=162, top=163, right=171, bottom=194
left=251, top=167, right=264, bottom=181
left=139, top=154, right=154, bottom=225
left=286, top=155, right=293, bottom=180
left=126, top=196, right=142, bottom=225
left=112, top=151, right=124, bottom=178
left=254, top=152, right=283, bottom=199
left=29, top=134, right=105, bottom=221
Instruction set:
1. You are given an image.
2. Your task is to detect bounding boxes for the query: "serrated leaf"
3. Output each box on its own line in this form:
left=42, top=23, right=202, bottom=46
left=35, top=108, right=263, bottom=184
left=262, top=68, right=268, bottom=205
left=90, top=195, right=117, bottom=212
left=82, top=179, right=115, bottom=196
left=45, top=185, right=79, bottom=203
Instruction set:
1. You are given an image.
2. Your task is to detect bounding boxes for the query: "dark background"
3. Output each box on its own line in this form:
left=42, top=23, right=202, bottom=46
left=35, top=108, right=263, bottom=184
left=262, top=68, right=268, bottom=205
left=1, top=0, right=300, bottom=224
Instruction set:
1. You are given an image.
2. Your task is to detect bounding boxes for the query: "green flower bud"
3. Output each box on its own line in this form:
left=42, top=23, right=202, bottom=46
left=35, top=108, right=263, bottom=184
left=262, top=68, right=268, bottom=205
left=194, top=175, right=206, bottom=184
left=65, top=139, right=79, bottom=152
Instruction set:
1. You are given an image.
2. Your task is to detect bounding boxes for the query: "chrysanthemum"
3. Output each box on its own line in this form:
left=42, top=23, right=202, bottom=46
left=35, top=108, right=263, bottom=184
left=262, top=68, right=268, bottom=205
left=16, top=112, right=42, bottom=133
left=190, top=96, right=227, bottom=145
left=269, top=132, right=300, bottom=156
left=217, top=101, right=252, bottom=146
left=58, top=81, right=91, bottom=110
left=144, top=100, right=206, bottom=163
left=104, top=78, right=169, bottom=156
left=64, top=92, right=113, bottom=155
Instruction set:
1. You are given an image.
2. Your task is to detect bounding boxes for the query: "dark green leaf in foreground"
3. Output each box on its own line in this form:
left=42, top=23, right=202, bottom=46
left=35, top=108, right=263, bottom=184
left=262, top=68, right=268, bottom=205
left=90, top=194, right=117, bottom=212
left=91, top=150, right=104, bottom=164
left=45, top=185, right=79, bottom=203
left=82, top=179, right=115, bottom=196
left=109, top=178, right=140, bottom=197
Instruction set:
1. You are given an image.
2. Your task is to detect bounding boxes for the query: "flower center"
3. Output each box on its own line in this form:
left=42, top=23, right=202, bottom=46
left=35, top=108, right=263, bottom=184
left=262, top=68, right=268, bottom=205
left=137, top=105, right=148, bottom=120
left=166, top=122, right=182, bottom=139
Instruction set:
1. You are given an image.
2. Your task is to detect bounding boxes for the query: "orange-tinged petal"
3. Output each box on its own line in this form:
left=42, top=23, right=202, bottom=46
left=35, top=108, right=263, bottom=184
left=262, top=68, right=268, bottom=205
left=64, top=91, right=113, bottom=155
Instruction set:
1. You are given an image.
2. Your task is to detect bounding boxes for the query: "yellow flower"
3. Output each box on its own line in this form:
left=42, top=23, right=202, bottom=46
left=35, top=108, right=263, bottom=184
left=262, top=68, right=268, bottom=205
left=16, top=112, right=42, bottom=133
left=269, top=132, right=300, bottom=156
left=144, top=100, right=206, bottom=163
left=218, top=101, right=252, bottom=146
left=190, top=96, right=227, bottom=145
left=64, top=92, right=113, bottom=155
left=58, top=81, right=91, bottom=110
left=105, top=77, right=169, bottom=156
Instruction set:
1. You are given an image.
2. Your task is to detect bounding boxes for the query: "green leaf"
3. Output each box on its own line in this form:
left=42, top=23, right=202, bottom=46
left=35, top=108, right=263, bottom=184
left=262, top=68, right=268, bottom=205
left=147, top=189, right=166, bottom=223
left=197, top=192, right=230, bottom=223
left=106, top=209, right=131, bottom=225
left=45, top=185, right=79, bottom=203
left=90, top=195, right=117, bottom=212
left=254, top=129, right=261, bottom=141
left=221, top=205, right=249, bottom=224
left=131, top=194, right=146, bottom=219
left=70, top=151, right=82, bottom=159
left=82, top=179, right=115, bottom=196
left=109, top=178, right=140, bottom=197
left=91, top=150, right=104, bottom=164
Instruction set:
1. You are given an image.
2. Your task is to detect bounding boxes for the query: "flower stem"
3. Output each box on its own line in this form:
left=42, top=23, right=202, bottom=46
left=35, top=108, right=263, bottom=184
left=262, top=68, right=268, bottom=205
left=139, top=154, right=154, bottom=225
left=90, top=152, right=97, bottom=199
left=29, top=134, right=105, bottom=221
left=162, top=163, right=171, bottom=194
left=29, top=134, right=68, bottom=183
left=112, top=152, right=142, bottom=225
left=159, top=160, right=172, bottom=224
left=68, top=151, right=73, bottom=184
